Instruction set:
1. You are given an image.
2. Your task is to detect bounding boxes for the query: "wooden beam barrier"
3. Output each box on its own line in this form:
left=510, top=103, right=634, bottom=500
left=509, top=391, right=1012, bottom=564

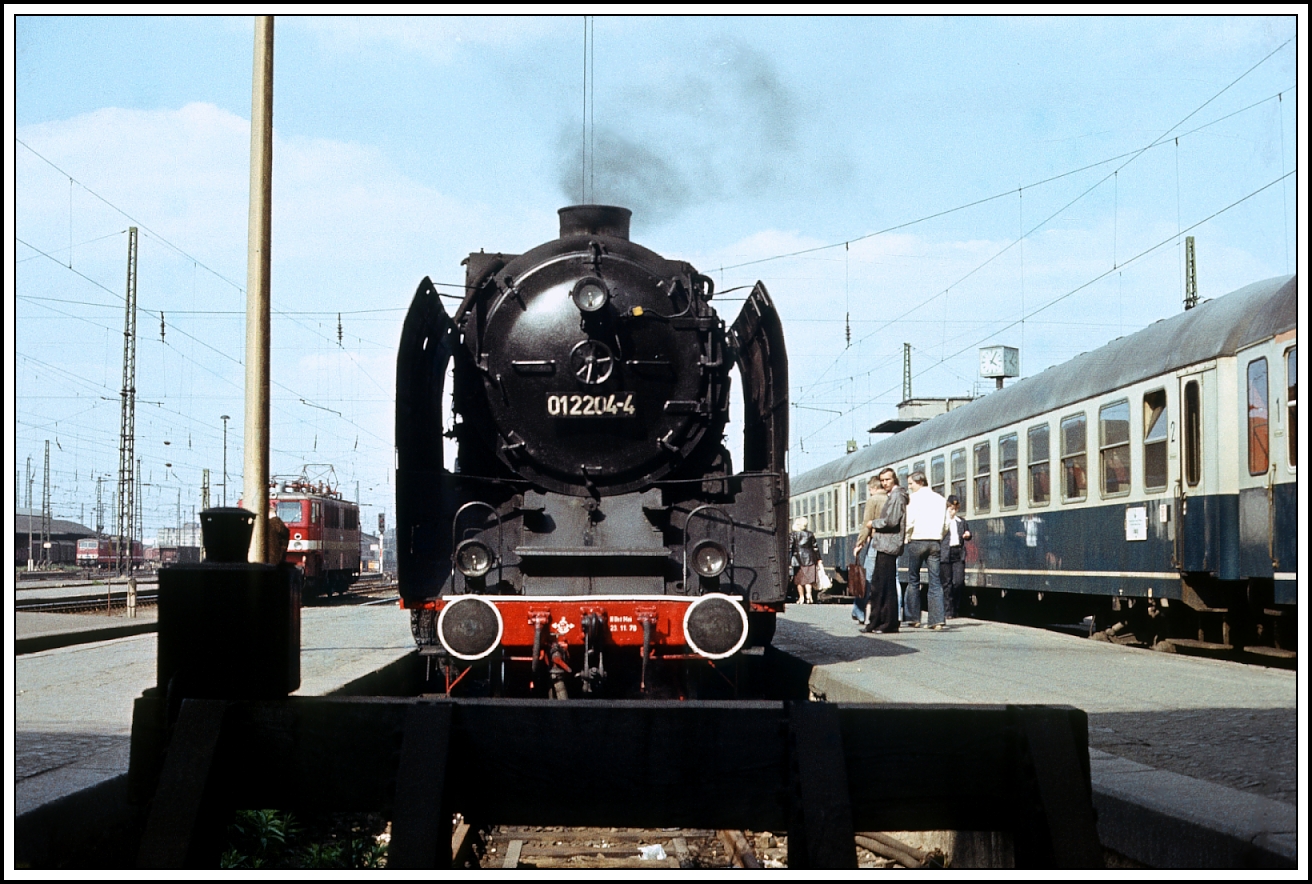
left=129, top=697, right=1100, bottom=868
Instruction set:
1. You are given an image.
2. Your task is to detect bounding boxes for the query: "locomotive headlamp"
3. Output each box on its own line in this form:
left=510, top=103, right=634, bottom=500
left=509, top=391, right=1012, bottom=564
left=572, top=277, right=609, bottom=313
left=455, top=539, right=495, bottom=578
left=691, top=539, right=729, bottom=578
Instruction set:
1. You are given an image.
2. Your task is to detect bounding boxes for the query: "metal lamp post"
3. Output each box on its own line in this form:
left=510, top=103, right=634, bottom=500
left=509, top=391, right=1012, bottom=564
left=221, top=414, right=231, bottom=506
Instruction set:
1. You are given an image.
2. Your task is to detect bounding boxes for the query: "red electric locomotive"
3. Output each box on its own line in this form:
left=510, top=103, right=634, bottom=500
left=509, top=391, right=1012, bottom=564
left=76, top=537, right=145, bottom=570
left=263, top=472, right=362, bottom=601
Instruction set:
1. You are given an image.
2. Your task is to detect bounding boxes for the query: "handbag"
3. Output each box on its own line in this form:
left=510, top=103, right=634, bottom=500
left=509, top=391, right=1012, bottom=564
left=817, top=565, right=832, bottom=591
left=847, top=562, right=867, bottom=599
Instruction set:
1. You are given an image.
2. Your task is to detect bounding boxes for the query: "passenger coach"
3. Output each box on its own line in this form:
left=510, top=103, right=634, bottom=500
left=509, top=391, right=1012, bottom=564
left=793, top=275, right=1297, bottom=658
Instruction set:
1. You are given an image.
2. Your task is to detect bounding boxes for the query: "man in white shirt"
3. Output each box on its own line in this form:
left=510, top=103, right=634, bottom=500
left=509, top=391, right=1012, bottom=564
left=903, top=471, right=949, bottom=629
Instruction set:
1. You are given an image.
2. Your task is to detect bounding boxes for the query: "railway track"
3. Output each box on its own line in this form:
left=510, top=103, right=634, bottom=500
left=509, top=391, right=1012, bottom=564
left=463, top=824, right=949, bottom=869
left=15, top=573, right=399, bottom=615
left=308, top=573, right=399, bottom=606
left=15, top=581, right=159, bottom=615
left=471, top=826, right=787, bottom=869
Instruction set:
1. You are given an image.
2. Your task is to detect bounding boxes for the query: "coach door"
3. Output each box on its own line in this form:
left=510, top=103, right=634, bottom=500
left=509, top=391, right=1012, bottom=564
left=1177, top=367, right=1217, bottom=573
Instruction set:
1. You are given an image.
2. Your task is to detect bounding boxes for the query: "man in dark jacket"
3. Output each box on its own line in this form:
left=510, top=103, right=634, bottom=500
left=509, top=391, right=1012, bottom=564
left=939, top=495, right=972, bottom=619
left=863, top=469, right=907, bottom=633
left=852, top=475, right=887, bottom=624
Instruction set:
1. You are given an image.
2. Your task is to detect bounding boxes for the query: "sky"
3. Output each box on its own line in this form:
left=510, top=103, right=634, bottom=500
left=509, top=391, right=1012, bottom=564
left=6, top=11, right=1307, bottom=542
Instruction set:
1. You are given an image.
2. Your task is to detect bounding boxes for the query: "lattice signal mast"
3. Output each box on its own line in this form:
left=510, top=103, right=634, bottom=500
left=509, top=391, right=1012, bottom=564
left=1184, top=235, right=1198, bottom=311
left=42, top=440, right=51, bottom=567
left=26, top=457, right=34, bottom=570
left=116, top=227, right=138, bottom=575
left=902, top=343, right=912, bottom=402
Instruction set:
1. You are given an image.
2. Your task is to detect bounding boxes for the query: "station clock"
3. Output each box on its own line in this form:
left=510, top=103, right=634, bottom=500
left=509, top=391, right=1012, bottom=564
left=979, top=345, right=1019, bottom=379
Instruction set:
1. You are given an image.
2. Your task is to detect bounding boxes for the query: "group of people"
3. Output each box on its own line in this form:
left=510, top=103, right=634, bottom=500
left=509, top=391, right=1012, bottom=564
left=851, top=469, right=971, bottom=633
left=787, top=470, right=972, bottom=631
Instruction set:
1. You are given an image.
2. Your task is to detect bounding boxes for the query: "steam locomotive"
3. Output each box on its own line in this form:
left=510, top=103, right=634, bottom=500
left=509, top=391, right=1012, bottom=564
left=396, top=206, right=789, bottom=696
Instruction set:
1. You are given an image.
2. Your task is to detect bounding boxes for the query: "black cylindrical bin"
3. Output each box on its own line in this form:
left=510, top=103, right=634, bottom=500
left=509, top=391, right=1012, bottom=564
left=200, top=507, right=256, bottom=563
left=157, top=561, right=301, bottom=699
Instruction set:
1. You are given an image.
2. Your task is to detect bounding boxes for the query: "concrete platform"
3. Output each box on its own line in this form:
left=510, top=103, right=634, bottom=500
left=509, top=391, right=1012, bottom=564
left=14, top=605, right=415, bottom=818
left=17, top=610, right=159, bottom=654
left=775, top=605, right=1299, bottom=868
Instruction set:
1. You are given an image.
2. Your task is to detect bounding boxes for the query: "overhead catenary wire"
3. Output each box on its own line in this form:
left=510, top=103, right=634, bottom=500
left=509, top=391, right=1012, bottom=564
left=717, top=69, right=1293, bottom=277
left=16, top=237, right=390, bottom=441
left=15, top=41, right=1296, bottom=519
left=796, top=170, right=1295, bottom=451
left=783, top=49, right=1293, bottom=412
left=16, top=284, right=390, bottom=529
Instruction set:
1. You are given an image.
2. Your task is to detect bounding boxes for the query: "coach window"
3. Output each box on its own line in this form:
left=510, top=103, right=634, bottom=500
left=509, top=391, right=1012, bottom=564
left=950, top=449, right=966, bottom=504
left=931, top=455, right=946, bottom=496
left=1143, top=390, right=1168, bottom=490
left=1028, top=424, right=1050, bottom=505
left=1287, top=347, right=1297, bottom=468
left=897, top=466, right=910, bottom=489
left=312, top=502, right=321, bottom=524
left=913, top=460, right=926, bottom=478
left=1184, top=381, right=1201, bottom=486
left=1061, top=413, right=1088, bottom=502
left=973, top=441, right=991, bottom=513
left=1248, top=358, right=1269, bottom=475
left=999, top=433, right=1019, bottom=509
left=1099, top=399, right=1131, bottom=497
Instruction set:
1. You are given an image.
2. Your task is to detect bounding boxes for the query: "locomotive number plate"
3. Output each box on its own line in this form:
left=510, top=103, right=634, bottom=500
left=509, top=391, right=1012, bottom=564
left=546, top=392, right=637, bottom=417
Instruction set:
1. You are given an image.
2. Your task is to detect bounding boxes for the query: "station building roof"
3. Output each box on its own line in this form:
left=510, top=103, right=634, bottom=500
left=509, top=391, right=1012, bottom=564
left=14, top=509, right=96, bottom=538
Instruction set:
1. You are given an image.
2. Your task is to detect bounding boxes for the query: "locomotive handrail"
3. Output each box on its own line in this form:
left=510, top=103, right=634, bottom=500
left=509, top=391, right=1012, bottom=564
left=650, top=469, right=784, bottom=485
left=451, top=500, right=503, bottom=590
left=683, top=504, right=736, bottom=592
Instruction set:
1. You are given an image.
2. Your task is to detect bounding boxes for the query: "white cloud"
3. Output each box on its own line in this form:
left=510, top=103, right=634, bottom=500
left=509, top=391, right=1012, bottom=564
left=298, top=15, right=563, bottom=64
